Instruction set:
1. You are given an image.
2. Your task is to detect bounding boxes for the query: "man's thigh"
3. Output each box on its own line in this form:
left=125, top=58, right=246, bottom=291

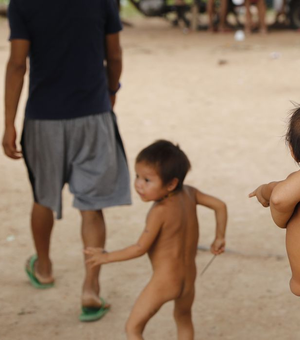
left=22, top=112, right=131, bottom=219
left=67, top=112, right=131, bottom=212
left=22, top=119, right=66, bottom=218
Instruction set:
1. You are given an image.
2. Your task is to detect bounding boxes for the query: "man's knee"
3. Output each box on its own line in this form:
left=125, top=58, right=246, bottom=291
left=290, top=278, right=300, bottom=296
left=80, top=210, right=103, bottom=222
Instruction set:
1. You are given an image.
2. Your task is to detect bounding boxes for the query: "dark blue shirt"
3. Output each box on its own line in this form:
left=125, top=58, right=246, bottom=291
left=8, top=0, right=122, bottom=120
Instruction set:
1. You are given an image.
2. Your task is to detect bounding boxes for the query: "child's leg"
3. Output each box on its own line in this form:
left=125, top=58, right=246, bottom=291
left=286, top=211, right=300, bottom=296
left=126, top=277, right=180, bottom=340
left=81, top=210, right=107, bottom=307
left=173, top=288, right=195, bottom=340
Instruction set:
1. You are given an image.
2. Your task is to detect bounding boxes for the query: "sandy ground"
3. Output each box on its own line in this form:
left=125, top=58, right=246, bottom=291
left=1, top=15, right=300, bottom=340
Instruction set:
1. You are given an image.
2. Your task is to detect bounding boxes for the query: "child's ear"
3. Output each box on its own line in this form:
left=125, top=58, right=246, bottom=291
left=167, top=178, right=179, bottom=192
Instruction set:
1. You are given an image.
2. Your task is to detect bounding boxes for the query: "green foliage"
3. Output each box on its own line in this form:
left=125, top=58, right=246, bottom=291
left=0, top=0, right=9, bottom=5
left=121, top=0, right=142, bottom=18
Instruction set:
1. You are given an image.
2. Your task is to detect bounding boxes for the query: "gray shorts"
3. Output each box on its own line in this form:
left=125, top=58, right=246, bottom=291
left=21, top=112, right=131, bottom=219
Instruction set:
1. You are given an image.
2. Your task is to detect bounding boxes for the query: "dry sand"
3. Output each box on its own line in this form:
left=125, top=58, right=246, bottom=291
left=1, top=16, right=300, bottom=340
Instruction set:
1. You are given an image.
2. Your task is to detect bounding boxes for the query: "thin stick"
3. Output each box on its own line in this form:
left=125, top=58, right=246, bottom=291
left=200, top=255, right=217, bottom=276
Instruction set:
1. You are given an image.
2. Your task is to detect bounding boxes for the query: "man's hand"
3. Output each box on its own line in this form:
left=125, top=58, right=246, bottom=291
left=210, top=237, right=225, bottom=255
left=2, top=125, right=22, bottom=159
left=84, top=247, right=109, bottom=268
left=249, top=185, right=269, bottom=207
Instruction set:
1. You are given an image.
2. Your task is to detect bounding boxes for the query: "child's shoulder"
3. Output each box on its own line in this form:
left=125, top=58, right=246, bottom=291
left=148, top=201, right=168, bottom=217
left=287, top=170, right=300, bottom=180
left=183, top=184, right=198, bottom=196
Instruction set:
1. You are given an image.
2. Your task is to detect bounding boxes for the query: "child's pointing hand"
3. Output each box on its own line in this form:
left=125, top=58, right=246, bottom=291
left=84, top=247, right=108, bottom=267
left=249, top=185, right=270, bottom=207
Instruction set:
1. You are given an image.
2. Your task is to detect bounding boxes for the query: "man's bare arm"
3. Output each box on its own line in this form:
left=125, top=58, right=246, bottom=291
left=2, top=39, right=30, bottom=159
left=105, top=33, right=122, bottom=109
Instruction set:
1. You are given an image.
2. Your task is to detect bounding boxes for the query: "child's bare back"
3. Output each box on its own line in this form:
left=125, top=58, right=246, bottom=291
left=147, top=185, right=199, bottom=297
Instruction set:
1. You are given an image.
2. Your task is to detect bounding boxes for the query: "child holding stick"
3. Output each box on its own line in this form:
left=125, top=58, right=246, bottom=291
left=85, top=140, right=227, bottom=339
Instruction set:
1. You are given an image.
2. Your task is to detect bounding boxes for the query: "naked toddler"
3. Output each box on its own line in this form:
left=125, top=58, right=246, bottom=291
left=85, top=140, right=227, bottom=339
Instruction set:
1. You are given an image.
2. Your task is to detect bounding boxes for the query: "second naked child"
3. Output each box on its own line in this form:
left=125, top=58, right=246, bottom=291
left=249, top=107, right=300, bottom=297
left=85, top=140, right=227, bottom=340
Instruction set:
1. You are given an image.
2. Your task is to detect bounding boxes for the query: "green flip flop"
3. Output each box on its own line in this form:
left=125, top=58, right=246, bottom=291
left=79, top=297, right=110, bottom=322
left=25, top=254, right=54, bottom=289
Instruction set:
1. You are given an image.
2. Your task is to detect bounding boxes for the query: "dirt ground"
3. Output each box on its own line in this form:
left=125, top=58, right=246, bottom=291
left=1, top=15, right=300, bottom=340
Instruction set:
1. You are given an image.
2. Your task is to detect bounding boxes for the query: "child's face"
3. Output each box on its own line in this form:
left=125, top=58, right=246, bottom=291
left=134, top=162, right=169, bottom=202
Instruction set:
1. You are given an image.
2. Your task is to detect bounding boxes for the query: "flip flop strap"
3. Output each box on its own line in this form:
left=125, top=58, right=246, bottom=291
left=29, top=254, right=38, bottom=275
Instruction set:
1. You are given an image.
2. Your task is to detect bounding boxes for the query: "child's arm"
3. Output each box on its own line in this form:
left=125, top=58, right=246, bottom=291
left=194, top=188, right=227, bottom=255
left=249, top=181, right=279, bottom=207
left=84, top=206, right=164, bottom=267
left=269, top=172, right=300, bottom=228
left=249, top=172, right=300, bottom=229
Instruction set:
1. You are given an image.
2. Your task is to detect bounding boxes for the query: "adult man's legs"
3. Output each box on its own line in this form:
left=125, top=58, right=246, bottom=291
left=28, top=202, right=55, bottom=284
left=81, top=210, right=108, bottom=308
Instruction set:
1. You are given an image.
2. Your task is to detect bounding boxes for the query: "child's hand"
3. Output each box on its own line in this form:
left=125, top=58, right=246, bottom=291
left=84, top=247, right=108, bottom=267
left=249, top=185, right=269, bottom=207
left=210, top=238, right=225, bottom=255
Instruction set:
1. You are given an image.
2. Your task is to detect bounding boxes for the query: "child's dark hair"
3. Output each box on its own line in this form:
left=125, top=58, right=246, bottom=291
left=286, top=106, right=300, bottom=162
left=136, top=140, right=191, bottom=190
